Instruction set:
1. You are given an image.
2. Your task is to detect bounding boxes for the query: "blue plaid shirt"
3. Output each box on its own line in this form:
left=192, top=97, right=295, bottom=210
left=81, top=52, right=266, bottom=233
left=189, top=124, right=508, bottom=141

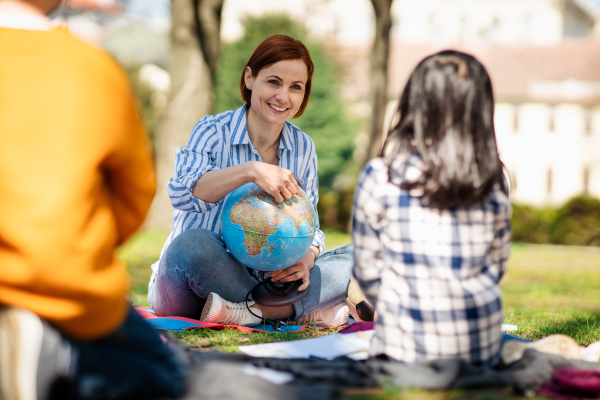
left=352, top=155, right=511, bottom=366
left=149, top=105, right=325, bottom=289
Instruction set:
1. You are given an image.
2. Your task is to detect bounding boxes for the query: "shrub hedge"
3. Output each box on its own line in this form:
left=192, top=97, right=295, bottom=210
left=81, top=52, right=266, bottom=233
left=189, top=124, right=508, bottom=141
left=512, top=196, right=600, bottom=246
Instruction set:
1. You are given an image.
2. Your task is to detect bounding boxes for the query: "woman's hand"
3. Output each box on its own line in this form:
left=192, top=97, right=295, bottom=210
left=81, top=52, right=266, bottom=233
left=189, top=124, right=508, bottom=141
left=270, top=246, right=319, bottom=291
left=249, top=161, right=301, bottom=203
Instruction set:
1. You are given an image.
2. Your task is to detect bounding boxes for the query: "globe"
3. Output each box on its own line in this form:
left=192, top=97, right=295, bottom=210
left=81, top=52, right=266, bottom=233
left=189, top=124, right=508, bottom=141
left=220, top=182, right=317, bottom=272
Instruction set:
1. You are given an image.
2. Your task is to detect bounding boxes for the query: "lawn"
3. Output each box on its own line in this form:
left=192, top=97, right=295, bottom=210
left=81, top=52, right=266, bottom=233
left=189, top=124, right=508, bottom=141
left=117, top=229, right=600, bottom=398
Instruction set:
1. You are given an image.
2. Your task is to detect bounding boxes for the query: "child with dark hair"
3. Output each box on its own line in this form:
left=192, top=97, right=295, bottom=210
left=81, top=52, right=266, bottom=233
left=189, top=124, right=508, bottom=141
left=352, top=50, right=511, bottom=366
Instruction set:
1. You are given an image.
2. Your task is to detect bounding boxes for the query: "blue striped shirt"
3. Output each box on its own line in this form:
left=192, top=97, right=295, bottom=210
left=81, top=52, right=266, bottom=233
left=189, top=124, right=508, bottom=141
left=149, top=105, right=325, bottom=289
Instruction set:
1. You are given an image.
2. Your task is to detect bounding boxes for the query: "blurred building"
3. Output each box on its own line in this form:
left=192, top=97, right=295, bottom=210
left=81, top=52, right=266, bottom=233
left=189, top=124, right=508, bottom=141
left=391, top=0, right=600, bottom=46
left=330, top=0, right=600, bottom=206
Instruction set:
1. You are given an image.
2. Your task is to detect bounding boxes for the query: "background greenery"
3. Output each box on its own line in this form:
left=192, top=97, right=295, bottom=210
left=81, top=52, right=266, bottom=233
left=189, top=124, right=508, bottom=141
left=512, top=196, right=600, bottom=246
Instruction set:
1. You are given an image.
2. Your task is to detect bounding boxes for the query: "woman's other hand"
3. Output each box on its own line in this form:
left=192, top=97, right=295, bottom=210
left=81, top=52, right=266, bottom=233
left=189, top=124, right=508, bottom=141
left=250, top=161, right=301, bottom=203
left=270, top=246, right=319, bottom=291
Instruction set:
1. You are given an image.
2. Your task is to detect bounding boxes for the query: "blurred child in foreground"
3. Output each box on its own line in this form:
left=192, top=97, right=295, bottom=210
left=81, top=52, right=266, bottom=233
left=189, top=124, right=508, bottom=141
left=0, top=0, right=187, bottom=398
left=352, top=50, right=511, bottom=366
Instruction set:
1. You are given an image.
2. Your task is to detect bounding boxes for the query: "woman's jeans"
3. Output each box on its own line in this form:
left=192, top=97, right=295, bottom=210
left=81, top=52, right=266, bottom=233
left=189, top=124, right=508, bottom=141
left=148, top=228, right=354, bottom=320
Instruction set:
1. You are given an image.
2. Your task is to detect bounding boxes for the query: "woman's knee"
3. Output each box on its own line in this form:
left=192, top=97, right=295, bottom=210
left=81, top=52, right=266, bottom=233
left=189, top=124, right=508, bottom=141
left=162, top=229, right=225, bottom=273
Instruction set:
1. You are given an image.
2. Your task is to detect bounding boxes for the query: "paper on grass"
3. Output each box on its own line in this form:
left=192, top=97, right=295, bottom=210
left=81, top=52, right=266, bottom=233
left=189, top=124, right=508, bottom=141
left=239, top=331, right=374, bottom=360
left=501, top=324, right=518, bottom=332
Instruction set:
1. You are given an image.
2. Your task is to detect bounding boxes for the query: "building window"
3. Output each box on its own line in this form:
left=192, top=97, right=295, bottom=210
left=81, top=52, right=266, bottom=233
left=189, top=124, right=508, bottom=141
left=513, top=104, right=519, bottom=134
left=509, top=169, right=517, bottom=194
left=547, top=168, right=553, bottom=196
left=583, top=166, right=590, bottom=195
left=548, top=106, right=556, bottom=133
left=584, top=109, right=592, bottom=136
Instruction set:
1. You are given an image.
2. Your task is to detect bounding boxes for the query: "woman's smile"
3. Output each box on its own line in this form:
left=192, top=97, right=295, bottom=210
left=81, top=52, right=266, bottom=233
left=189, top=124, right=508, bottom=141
left=268, top=103, right=288, bottom=113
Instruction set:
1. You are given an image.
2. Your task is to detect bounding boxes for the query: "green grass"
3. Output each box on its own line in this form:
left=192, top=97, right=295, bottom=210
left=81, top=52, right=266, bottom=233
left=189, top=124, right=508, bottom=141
left=117, top=230, right=600, bottom=399
left=501, top=243, right=600, bottom=344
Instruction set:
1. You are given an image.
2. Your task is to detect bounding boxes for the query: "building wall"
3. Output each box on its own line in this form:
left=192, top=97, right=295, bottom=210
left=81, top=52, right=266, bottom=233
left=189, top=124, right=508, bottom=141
left=391, top=0, right=565, bottom=46
left=495, top=103, right=600, bottom=205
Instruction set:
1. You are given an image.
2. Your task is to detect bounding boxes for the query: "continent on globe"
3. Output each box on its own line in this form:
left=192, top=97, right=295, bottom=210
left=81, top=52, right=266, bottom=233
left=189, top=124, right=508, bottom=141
left=229, top=200, right=278, bottom=256
left=221, top=182, right=317, bottom=271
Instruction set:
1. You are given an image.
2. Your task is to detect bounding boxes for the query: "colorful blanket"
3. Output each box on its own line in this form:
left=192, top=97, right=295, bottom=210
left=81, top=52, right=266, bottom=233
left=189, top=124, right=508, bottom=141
left=136, top=307, right=327, bottom=333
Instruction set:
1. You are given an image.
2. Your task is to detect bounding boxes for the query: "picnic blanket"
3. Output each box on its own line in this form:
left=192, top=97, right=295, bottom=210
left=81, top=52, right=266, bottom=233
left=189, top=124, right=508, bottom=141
left=174, top=347, right=600, bottom=400
left=136, top=307, right=329, bottom=333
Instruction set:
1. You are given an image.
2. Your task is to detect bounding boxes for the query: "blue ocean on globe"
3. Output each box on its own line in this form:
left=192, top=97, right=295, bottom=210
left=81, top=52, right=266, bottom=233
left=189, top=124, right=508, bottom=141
left=220, top=182, right=316, bottom=271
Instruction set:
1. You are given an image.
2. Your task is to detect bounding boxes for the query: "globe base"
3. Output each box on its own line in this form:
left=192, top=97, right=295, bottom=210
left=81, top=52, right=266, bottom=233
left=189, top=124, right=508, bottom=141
left=252, top=277, right=310, bottom=307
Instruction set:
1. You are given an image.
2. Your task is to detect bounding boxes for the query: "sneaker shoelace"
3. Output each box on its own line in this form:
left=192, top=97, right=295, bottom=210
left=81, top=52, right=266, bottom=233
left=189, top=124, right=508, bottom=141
left=223, top=301, right=251, bottom=325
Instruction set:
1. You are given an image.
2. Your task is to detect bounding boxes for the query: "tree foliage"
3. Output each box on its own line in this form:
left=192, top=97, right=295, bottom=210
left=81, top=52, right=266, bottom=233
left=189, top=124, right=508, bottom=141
left=214, top=14, right=356, bottom=189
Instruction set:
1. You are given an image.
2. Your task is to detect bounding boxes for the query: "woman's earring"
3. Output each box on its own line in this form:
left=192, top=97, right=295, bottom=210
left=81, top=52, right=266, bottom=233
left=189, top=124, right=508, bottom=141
left=425, top=138, right=432, bottom=146
left=410, top=139, right=417, bottom=146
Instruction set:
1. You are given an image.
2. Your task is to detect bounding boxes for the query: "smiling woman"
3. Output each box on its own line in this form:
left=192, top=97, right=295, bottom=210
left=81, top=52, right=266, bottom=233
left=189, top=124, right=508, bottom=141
left=147, top=35, right=354, bottom=329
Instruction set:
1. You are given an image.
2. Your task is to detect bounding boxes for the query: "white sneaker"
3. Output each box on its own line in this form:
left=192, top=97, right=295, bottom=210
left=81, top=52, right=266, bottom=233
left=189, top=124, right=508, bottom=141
left=290, top=302, right=349, bottom=327
left=0, top=306, right=72, bottom=400
left=581, top=341, right=600, bottom=362
left=501, top=334, right=583, bottom=364
left=200, top=292, right=263, bottom=326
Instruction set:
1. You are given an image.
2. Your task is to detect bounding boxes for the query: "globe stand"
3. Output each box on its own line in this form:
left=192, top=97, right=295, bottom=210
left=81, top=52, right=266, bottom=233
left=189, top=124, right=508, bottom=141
left=251, top=272, right=310, bottom=307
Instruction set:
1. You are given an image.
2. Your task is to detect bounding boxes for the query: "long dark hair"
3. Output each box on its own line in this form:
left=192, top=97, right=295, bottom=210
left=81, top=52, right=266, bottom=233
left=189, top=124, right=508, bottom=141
left=382, top=50, right=505, bottom=208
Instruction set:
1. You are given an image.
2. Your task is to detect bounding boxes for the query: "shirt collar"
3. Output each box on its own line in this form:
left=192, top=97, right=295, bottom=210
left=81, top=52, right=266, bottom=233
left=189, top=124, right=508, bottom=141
left=229, top=104, right=295, bottom=152
left=0, top=9, right=51, bottom=31
left=279, top=122, right=295, bottom=152
left=230, top=105, right=251, bottom=145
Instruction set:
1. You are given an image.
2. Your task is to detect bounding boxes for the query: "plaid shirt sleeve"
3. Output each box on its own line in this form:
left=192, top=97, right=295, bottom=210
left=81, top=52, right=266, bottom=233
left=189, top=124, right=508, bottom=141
left=352, top=157, right=511, bottom=367
left=352, top=162, right=387, bottom=307
left=491, top=180, right=512, bottom=281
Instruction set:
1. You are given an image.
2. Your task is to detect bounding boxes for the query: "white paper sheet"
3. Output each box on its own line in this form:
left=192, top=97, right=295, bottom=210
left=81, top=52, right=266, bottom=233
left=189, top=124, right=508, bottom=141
left=501, top=324, right=518, bottom=332
left=239, top=331, right=374, bottom=360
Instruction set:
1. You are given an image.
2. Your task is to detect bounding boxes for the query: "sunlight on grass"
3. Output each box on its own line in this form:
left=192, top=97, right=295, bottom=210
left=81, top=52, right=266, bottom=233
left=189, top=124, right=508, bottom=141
left=117, top=229, right=169, bottom=307
left=502, top=243, right=600, bottom=343
left=323, top=229, right=352, bottom=250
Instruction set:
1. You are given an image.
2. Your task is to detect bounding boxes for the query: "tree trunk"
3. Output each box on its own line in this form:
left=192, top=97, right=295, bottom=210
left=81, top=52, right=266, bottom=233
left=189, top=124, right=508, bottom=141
left=146, top=0, right=223, bottom=230
left=366, top=0, right=393, bottom=162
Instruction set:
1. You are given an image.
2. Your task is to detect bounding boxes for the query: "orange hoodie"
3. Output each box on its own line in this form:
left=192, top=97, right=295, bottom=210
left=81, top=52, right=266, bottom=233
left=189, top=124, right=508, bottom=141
left=0, top=27, right=156, bottom=340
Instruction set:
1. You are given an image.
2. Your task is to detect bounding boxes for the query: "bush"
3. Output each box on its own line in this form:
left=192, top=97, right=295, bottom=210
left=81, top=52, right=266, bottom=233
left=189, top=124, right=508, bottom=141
left=511, top=204, right=555, bottom=244
left=551, top=196, right=600, bottom=246
left=317, top=187, right=354, bottom=233
left=512, top=196, right=600, bottom=246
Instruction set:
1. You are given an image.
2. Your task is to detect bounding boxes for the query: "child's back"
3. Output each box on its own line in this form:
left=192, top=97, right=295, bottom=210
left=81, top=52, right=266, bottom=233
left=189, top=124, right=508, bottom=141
left=352, top=51, right=511, bottom=366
